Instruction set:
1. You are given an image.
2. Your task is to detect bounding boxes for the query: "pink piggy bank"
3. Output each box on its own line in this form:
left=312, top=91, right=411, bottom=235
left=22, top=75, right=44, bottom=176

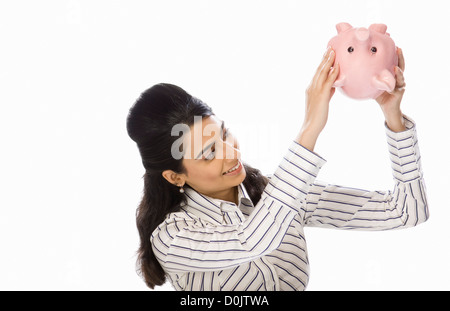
left=328, top=22, right=398, bottom=100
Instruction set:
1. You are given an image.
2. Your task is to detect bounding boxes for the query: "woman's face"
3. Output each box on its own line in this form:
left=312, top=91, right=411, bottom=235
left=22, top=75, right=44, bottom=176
left=180, top=115, right=246, bottom=201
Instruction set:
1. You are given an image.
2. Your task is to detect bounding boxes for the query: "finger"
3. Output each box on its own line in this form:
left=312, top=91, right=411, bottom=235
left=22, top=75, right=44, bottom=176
left=320, top=46, right=332, bottom=66
left=397, top=47, right=405, bottom=72
left=325, top=61, right=340, bottom=87
left=395, top=66, right=405, bottom=87
left=394, top=67, right=406, bottom=93
left=313, top=47, right=332, bottom=82
left=316, top=49, right=335, bottom=85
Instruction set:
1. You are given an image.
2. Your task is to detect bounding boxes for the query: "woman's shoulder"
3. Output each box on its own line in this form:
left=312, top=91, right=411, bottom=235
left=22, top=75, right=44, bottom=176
left=152, top=207, right=217, bottom=237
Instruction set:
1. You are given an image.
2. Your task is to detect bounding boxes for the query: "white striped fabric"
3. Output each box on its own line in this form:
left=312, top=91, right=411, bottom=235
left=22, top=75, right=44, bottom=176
left=151, top=115, right=429, bottom=291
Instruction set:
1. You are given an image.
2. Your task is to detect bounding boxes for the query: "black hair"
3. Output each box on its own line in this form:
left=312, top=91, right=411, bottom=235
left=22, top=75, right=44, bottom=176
left=126, top=83, right=268, bottom=288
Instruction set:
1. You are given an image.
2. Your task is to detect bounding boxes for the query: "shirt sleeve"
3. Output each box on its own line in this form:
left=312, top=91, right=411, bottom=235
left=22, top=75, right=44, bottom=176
left=152, top=140, right=326, bottom=273
left=301, top=115, right=430, bottom=230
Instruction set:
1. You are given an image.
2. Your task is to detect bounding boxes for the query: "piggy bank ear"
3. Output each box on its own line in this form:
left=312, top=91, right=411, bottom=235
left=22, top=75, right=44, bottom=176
left=336, top=23, right=352, bottom=34
left=369, top=24, right=387, bottom=34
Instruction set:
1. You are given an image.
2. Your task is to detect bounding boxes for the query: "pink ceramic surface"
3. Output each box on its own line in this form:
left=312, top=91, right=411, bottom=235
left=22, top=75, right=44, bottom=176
left=328, top=22, right=398, bottom=100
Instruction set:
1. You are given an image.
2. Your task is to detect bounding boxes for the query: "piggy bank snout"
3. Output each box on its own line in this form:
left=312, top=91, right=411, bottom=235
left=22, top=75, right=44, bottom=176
left=355, top=27, right=370, bottom=42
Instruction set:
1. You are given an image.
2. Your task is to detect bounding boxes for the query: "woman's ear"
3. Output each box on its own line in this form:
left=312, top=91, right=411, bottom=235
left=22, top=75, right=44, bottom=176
left=162, top=170, right=185, bottom=186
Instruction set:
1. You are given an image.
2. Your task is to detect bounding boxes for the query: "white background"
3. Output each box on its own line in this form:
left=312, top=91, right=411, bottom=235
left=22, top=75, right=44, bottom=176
left=0, top=0, right=449, bottom=290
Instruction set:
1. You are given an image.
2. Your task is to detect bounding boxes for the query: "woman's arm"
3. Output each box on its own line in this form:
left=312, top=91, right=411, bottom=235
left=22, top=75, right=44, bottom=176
left=300, top=48, right=429, bottom=230
left=301, top=115, right=429, bottom=230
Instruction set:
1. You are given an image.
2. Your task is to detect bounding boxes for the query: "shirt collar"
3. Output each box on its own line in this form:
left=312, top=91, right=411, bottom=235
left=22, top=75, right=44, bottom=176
left=181, top=183, right=254, bottom=225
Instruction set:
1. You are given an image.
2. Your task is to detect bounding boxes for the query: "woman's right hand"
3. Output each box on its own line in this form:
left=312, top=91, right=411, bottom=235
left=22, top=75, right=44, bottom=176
left=296, top=47, right=339, bottom=151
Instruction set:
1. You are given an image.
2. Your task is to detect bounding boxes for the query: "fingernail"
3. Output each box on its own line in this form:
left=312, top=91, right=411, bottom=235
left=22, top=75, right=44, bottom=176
left=327, top=50, right=334, bottom=61
left=331, top=62, right=339, bottom=72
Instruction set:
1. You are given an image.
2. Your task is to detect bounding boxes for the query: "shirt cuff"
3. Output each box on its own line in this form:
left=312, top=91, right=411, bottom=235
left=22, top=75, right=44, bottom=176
left=385, top=115, right=423, bottom=183
left=264, top=140, right=327, bottom=210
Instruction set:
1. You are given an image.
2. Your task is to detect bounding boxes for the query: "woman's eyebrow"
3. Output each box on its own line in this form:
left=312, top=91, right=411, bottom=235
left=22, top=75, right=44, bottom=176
left=195, top=121, right=225, bottom=160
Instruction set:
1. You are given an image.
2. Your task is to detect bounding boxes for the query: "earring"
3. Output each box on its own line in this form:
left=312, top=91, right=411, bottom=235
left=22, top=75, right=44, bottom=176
left=178, top=184, right=185, bottom=193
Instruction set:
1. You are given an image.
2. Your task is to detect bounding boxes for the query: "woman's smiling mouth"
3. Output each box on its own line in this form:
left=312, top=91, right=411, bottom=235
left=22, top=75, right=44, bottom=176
left=223, top=160, right=242, bottom=176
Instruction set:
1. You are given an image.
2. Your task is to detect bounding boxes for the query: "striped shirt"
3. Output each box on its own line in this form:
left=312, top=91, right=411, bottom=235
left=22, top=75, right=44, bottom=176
left=151, top=115, right=429, bottom=291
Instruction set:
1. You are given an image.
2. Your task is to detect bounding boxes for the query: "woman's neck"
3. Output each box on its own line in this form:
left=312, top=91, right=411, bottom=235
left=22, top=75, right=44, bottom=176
left=210, top=186, right=239, bottom=206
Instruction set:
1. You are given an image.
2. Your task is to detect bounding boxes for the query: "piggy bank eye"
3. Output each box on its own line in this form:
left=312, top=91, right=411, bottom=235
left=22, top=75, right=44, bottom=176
left=371, top=47, right=377, bottom=53
left=347, top=46, right=354, bottom=53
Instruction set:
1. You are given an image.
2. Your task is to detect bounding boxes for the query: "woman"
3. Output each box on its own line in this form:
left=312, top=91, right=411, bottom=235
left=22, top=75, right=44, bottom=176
left=126, top=47, right=429, bottom=291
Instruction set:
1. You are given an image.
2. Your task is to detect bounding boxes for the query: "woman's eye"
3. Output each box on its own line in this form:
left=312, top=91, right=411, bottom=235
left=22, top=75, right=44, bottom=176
left=203, top=128, right=230, bottom=161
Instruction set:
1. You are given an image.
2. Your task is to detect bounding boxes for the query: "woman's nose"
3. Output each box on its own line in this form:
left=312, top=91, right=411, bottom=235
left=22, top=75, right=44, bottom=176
left=222, top=140, right=240, bottom=160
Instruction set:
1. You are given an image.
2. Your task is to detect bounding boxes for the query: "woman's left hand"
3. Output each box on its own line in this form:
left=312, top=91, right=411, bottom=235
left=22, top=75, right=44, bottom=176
left=298, top=47, right=340, bottom=151
left=375, top=47, right=406, bottom=132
